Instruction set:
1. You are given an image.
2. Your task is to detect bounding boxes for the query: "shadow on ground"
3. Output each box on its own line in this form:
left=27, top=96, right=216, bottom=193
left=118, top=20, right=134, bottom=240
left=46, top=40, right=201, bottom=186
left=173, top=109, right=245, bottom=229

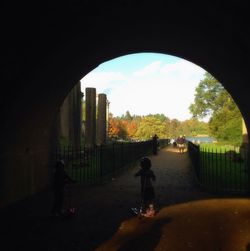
left=96, top=198, right=250, bottom=251
left=117, top=218, right=172, bottom=251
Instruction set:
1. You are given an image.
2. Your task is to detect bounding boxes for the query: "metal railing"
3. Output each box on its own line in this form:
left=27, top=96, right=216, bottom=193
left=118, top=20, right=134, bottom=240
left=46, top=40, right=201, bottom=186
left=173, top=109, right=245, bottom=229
left=54, top=139, right=169, bottom=185
left=188, top=141, right=249, bottom=194
left=187, top=141, right=200, bottom=178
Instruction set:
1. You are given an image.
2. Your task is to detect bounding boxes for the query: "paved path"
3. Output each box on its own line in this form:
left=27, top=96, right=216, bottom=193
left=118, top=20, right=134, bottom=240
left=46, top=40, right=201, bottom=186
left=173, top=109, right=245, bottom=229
left=1, top=146, right=250, bottom=251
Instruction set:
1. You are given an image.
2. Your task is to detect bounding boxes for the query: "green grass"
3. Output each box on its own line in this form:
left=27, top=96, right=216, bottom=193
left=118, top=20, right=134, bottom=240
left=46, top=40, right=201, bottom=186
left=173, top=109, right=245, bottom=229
left=65, top=155, right=101, bottom=185
left=200, top=143, right=240, bottom=153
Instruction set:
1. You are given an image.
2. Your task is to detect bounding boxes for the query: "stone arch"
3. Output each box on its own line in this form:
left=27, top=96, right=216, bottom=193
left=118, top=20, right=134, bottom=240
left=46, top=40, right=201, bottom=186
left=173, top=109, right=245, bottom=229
left=1, top=2, right=250, bottom=207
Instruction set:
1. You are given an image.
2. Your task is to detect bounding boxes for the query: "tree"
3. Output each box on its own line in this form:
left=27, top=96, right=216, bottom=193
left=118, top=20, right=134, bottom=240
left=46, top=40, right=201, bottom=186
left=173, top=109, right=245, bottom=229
left=150, top=113, right=168, bottom=122
left=135, top=116, right=168, bottom=139
left=168, top=119, right=181, bottom=138
left=189, top=72, right=225, bottom=118
left=108, top=116, right=120, bottom=139
left=108, top=112, right=209, bottom=142
left=180, top=119, right=208, bottom=136
left=208, top=97, right=242, bottom=145
left=126, top=121, right=138, bottom=138
left=122, top=111, right=133, bottom=121
left=189, top=72, right=242, bottom=145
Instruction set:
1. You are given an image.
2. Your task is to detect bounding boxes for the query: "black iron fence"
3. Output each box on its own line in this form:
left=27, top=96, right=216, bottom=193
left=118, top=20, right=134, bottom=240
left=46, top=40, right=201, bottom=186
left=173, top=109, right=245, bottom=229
left=55, top=139, right=169, bottom=185
left=188, top=141, right=200, bottom=177
left=188, top=141, right=249, bottom=194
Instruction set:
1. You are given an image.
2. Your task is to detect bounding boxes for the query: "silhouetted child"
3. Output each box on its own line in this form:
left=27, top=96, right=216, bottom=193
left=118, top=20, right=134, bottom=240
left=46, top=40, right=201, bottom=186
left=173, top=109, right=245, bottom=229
left=51, top=159, right=75, bottom=217
left=134, top=157, right=156, bottom=214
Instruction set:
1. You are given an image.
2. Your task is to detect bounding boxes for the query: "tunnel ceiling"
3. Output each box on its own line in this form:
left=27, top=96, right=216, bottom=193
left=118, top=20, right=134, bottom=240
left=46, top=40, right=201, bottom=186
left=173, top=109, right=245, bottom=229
left=1, top=1, right=250, bottom=143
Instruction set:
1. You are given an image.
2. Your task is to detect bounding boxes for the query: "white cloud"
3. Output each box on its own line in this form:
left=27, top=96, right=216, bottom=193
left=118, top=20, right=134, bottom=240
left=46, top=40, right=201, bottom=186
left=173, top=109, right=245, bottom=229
left=81, top=58, right=206, bottom=121
left=108, top=78, right=192, bottom=120
left=133, top=61, right=162, bottom=77
left=160, top=60, right=205, bottom=83
left=81, top=71, right=126, bottom=93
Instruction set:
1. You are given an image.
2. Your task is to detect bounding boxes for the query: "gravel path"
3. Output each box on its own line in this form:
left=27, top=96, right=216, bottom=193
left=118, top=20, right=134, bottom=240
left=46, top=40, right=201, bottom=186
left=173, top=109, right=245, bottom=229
left=49, top=146, right=215, bottom=250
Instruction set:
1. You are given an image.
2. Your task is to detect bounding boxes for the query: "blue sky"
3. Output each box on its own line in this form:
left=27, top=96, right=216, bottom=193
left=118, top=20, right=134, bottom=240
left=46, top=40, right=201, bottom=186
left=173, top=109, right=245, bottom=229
left=80, top=53, right=206, bottom=121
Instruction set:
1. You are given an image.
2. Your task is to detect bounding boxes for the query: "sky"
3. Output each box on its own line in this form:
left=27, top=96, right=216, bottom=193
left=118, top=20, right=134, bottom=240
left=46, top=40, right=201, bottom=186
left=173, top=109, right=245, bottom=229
left=80, top=53, right=206, bottom=121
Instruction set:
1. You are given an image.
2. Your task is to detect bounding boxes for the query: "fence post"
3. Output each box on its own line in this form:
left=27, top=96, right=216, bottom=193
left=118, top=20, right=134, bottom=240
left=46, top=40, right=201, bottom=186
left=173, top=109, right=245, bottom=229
left=112, top=143, right=115, bottom=174
left=188, top=141, right=201, bottom=183
left=247, top=147, right=250, bottom=194
left=100, top=145, right=103, bottom=183
left=197, top=144, right=200, bottom=179
left=121, top=142, right=124, bottom=168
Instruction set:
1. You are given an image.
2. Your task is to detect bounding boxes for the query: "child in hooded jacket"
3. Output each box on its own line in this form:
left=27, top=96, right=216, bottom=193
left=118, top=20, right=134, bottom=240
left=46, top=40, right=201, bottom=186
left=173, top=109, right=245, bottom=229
left=134, top=157, right=156, bottom=214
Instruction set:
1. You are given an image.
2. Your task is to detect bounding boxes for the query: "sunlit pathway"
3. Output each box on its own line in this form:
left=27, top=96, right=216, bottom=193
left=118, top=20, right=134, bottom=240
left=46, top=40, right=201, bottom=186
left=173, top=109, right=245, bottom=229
left=151, top=146, right=204, bottom=206
left=93, top=147, right=250, bottom=251
left=97, top=145, right=211, bottom=211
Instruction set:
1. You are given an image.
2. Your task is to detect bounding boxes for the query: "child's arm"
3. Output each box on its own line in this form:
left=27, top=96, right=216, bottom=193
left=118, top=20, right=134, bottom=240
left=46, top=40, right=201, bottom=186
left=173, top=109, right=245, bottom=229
left=150, top=170, right=156, bottom=181
left=134, top=169, right=142, bottom=177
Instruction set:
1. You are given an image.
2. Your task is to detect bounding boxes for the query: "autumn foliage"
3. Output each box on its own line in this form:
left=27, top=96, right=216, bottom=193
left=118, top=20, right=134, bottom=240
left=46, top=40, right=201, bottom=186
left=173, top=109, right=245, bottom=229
left=108, top=111, right=208, bottom=141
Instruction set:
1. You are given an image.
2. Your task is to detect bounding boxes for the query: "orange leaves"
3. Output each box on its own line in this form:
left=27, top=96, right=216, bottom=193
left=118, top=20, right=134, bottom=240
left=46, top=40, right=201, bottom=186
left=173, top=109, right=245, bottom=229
left=108, top=116, right=138, bottom=140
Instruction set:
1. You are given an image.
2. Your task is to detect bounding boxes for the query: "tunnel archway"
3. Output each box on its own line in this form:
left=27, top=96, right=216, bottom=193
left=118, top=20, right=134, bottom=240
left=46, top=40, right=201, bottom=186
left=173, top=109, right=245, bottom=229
left=1, top=2, right=250, bottom=207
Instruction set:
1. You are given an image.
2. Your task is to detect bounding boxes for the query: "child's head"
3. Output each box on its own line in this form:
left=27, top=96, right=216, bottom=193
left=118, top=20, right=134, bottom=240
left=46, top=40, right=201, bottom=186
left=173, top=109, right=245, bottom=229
left=149, top=204, right=154, bottom=209
left=140, top=157, right=151, bottom=169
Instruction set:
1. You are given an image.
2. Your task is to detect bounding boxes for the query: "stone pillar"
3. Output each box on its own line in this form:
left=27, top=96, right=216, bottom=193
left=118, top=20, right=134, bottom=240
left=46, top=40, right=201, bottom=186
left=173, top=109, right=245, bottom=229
left=85, top=87, right=96, bottom=147
left=106, top=100, right=110, bottom=141
left=97, top=94, right=107, bottom=145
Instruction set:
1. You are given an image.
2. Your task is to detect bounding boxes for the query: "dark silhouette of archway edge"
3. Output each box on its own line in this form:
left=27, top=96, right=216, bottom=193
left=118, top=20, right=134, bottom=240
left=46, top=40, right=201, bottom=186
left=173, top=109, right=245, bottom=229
left=1, top=2, right=250, bottom=207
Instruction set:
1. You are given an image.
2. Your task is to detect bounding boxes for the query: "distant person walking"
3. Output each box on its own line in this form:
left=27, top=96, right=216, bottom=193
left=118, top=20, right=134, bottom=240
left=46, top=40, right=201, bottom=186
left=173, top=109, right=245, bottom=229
left=134, top=157, right=156, bottom=214
left=152, top=134, right=159, bottom=155
left=171, top=138, right=177, bottom=148
left=176, top=135, right=186, bottom=153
